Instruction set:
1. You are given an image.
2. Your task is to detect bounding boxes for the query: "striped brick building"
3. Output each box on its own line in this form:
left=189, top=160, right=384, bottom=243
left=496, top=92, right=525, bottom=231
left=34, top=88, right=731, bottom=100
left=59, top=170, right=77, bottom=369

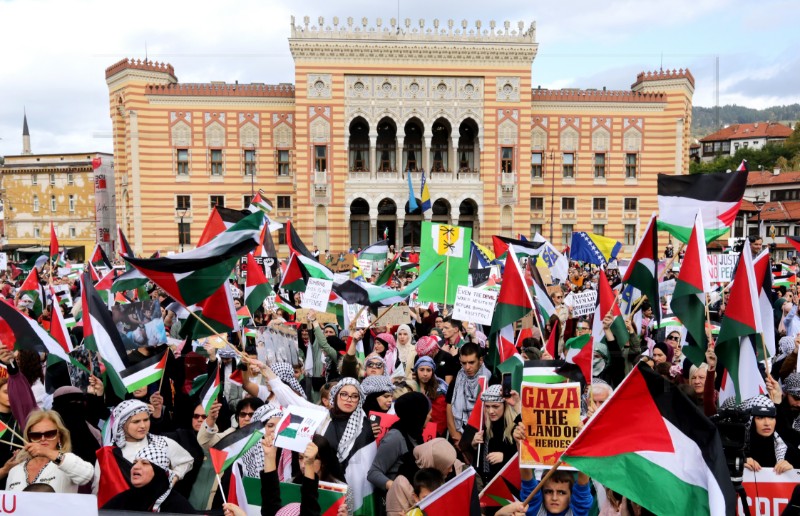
left=106, top=16, right=693, bottom=256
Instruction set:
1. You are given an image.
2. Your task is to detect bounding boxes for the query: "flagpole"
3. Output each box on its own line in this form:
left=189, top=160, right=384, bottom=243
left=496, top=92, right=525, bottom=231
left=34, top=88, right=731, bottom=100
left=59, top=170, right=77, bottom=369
left=444, top=255, right=450, bottom=308
left=658, top=242, right=685, bottom=280
left=186, top=309, right=245, bottom=359
left=761, top=332, right=772, bottom=380
left=522, top=460, right=564, bottom=505
left=215, top=473, right=228, bottom=504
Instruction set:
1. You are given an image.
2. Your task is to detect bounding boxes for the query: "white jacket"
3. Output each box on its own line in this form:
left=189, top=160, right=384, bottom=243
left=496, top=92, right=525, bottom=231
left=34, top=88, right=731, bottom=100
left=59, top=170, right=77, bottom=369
left=7, top=452, right=94, bottom=493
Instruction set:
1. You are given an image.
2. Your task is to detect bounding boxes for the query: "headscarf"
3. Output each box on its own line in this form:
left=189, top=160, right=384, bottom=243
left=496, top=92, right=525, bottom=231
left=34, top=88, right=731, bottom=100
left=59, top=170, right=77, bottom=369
left=135, top=441, right=177, bottom=511
left=52, top=387, right=100, bottom=464
left=376, top=333, right=397, bottom=375
left=361, top=375, right=395, bottom=396
left=415, top=336, right=440, bottom=359
left=240, top=406, right=284, bottom=477
left=252, top=403, right=284, bottom=424
left=775, top=336, right=796, bottom=363
left=451, top=363, right=491, bottom=433
left=364, top=354, right=389, bottom=376
left=413, top=356, right=436, bottom=372
left=329, top=377, right=366, bottom=462
left=112, top=399, right=150, bottom=449
left=593, top=341, right=609, bottom=377
left=275, top=505, right=301, bottom=516
left=480, top=384, right=505, bottom=403
left=391, top=392, right=430, bottom=443
left=746, top=396, right=787, bottom=465
left=413, top=438, right=463, bottom=477
left=272, top=362, right=307, bottom=399
left=652, top=341, right=674, bottom=363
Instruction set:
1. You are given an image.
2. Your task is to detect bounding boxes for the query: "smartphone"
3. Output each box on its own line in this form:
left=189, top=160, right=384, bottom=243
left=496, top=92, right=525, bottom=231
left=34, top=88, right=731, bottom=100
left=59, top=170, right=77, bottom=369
left=502, top=372, right=512, bottom=398
left=369, top=414, right=379, bottom=423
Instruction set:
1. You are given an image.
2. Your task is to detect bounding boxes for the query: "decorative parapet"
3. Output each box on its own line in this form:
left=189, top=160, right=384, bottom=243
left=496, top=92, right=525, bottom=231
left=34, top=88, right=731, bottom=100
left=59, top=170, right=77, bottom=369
left=531, top=88, right=665, bottom=103
left=105, top=58, right=176, bottom=80
left=145, top=83, right=295, bottom=98
left=631, top=69, right=695, bottom=89
left=289, top=16, right=535, bottom=42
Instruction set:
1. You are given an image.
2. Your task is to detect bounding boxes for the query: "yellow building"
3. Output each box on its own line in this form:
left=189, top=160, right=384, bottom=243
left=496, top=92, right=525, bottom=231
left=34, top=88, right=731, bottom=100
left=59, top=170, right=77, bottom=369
left=106, top=16, right=693, bottom=256
left=0, top=151, right=109, bottom=262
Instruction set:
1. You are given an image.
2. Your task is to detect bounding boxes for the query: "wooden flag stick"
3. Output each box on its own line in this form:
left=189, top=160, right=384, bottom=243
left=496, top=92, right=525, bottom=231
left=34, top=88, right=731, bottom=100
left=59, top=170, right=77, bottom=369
left=444, top=255, right=450, bottom=310
left=0, top=439, right=23, bottom=449
left=2, top=424, right=28, bottom=445
left=186, top=309, right=245, bottom=358
left=761, top=332, right=772, bottom=380
left=523, top=460, right=565, bottom=505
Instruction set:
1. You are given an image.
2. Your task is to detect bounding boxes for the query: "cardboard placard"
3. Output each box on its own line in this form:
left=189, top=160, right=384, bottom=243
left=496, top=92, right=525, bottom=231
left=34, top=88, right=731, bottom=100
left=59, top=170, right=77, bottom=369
left=346, top=304, right=370, bottom=328
left=296, top=309, right=338, bottom=326
left=452, top=286, right=499, bottom=325
left=707, top=253, right=738, bottom=283
left=369, top=411, right=437, bottom=445
left=658, top=279, right=676, bottom=297
left=336, top=254, right=355, bottom=272
left=563, top=290, right=597, bottom=317
left=301, top=278, right=333, bottom=312
left=0, top=491, right=98, bottom=515
left=520, top=382, right=581, bottom=469
left=273, top=405, right=328, bottom=453
left=377, top=306, right=412, bottom=327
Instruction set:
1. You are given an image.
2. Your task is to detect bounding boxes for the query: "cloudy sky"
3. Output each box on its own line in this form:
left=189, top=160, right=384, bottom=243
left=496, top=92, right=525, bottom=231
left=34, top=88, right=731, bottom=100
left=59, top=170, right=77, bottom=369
left=1, top=0, right=797, bottom=156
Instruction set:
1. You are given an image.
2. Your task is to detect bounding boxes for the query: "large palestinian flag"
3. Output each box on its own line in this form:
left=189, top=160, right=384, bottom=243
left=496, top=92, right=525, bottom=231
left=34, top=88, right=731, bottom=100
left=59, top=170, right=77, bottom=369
left=622, top=213, right=660, bottom=325
left=244, top=252, right=272, bottom=315
left=123, top=211, right=263, bottom=306
left=0, top=299, right=70, bottom=362
left=333, top=262, right=442, bottom=309
left=657, top=170, right=748, bottom=243
left=561, top=363, right=736, bottom=515
left=197, top=206, right=249, bottom=247
left=279, top=252, right=334, bottom=292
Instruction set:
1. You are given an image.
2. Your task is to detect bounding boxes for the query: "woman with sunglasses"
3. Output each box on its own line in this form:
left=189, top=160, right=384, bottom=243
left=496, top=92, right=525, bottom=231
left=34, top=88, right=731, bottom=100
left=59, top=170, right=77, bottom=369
left=162, top=402, right=215, bottom=509
left=6, top=410, right=94, bottom=493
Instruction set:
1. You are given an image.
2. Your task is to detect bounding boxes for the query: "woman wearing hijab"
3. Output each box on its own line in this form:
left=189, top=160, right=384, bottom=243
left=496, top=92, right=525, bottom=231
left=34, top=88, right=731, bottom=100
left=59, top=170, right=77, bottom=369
left=374, top=333, right=398, bottom=376
left=326, top=378, right=375, bottom=472
left=362, top=375, right=396, bottom=439
left=6, top=410, right=94, bottom=493
left=461, top=385, right=519, bottom=484
left=163, top=402, right=212, bottom=507
left=367, top=392, right=431, bottom=494
left=394, top=325, right=416, bottom=380
left=413, top=356, right=447, bottom=436
left=102, top=442, right=195, bottom=513
left=93, top=399, right=194, bottom=505
left=50, top=386, right=101, bottom=466
left=744, top=396, right=800, bottom=475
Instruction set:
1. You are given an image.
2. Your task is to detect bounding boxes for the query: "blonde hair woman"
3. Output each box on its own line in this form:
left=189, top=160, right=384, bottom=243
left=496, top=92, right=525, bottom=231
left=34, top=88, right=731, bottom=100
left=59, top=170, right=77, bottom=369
left=6, top=410, right=94, bottom=492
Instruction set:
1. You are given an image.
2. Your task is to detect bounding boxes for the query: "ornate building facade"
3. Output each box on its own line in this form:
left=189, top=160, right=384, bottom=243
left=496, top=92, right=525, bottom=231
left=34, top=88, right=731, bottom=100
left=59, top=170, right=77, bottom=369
left=106, top=16, right=693, bottom=256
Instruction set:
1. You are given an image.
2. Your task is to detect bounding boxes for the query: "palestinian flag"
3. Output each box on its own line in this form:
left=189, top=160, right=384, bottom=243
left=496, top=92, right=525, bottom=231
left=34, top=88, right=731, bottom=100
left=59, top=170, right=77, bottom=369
left=228, top=369, right=244, bottom=387
left=544, top=322, right=559, bottom=358
left=180, top=284, right=239, bottom=341
left=523, top=363, right=569, bottom=384
left=490, top=248, right=535, bottom=336
left=19, top=266, right=43, bottom=316
left=492, top=235, right=543, bottom=260
left=49, top=222, right=59, bottom=262
left=90, top=244, right=112, bottom=270
left=465, top=377, right=488, bottom=430
left=359, top=239, right=389, bottom=263
left=497, top=354, right=524, bottom=393
left=48, top=286, right=73, bottom=355
left=755, top=251, right=776, bottom=359
left=736, top=159, right=748, bottom=172
left=209, top=448, right=228, bottom=476
left=198, top=362, right=221, bottom=414
left=670, top=212, right=711, bottom=365
left=276, top=413, right=304, bottom=440
left=411, top=466, right=479, bottom=516
left=497, top=325, right=518, bottom=364
left=248, top=190, right=274, bottom=214
left=374, top=254, right=399, bottom=286
left=82, top=272, right=130, bottom=399
left=657, top=171, right=748, bottom=243
left=333, top=262, right=442, bottom=309
left=561, top=334, right=593, bottom=383
left=118, top=225, right=135, bottom=258
left=236, top=306, right=251, bottom=323
left=279, top=252, right=334, bottom=292
left=120, top=350, right=168, bottom=392
left=592, top=270, right=629, bottom=347
left=274, top=295, right=296, bottom=316
left=716, top=244, right=765, bottom=403
left=286, top=220, right=315, bottom=260
left=344, top=441, right=378, bottom=515
left=242, top=477, right=346, bottom=516
left=244, top=252, right=273, bottom=315
left=0, top=298, right=70, bottom=362
left=212, top=421, right=265, bottom=472
left=773, top=263, right=797, bottom=288
left=197, top=206, right=249, bottom=247
left=123, top=211, right=263, bottom=306
left=479, top=452, right=521, bottom=508
left=623, top=213, right=660, bottom=325
left=561, top=363, right=736, bottom=515
left=528, top=259, right=555, bottom=321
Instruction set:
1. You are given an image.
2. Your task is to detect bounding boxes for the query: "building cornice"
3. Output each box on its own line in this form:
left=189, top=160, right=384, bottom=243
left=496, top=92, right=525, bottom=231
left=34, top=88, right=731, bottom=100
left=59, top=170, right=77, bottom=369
left=145, top=95, right=296, bottom=108
left=530, top=101, right=666, bottom=113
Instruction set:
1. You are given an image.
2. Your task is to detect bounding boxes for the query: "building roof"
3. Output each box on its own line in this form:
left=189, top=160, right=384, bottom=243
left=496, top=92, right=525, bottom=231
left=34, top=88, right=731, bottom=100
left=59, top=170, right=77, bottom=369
left=531, top=88, right=665, bottom=103
left=747, top=169, right=800, bottom=187
left=22, top=112, right=29, bottom=137
left=740, top=200, right=800, bottom=221
left=105, top=58, right=177, bottom=80
left=699, top=122, right=793, bottom=143
left=631, top=69, right=695, bottom=89
left=145, top=82, right=295, bottom=98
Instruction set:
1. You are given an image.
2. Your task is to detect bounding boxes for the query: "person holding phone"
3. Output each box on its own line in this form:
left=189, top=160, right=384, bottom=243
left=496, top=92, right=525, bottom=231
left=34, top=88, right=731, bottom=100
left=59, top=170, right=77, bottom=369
left=460, top=384, right=520, bottom=484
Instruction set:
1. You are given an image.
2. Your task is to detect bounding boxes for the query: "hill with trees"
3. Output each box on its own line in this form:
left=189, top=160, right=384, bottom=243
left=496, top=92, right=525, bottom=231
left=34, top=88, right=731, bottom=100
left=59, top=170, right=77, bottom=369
left=692, top=104, right=800, bottom=139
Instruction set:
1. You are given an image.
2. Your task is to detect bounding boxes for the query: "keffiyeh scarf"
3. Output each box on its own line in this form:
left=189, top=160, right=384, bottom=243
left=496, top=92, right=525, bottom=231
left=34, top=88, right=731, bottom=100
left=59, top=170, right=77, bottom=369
left=112, top=399, right=151, bottom=449
left=135, top=438, right=176, bottom=512
left=272, top=362, right=307, bottom=399
left=329, top=377, right=365, bottom=462
left=451, top=365, right=490, bottom=433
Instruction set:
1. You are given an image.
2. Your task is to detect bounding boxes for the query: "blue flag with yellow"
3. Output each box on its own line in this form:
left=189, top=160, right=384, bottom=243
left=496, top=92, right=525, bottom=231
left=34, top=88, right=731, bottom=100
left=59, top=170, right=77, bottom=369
left=420, top=169, right=431, bottom=212
left=569, top=232, right=622, bottom=266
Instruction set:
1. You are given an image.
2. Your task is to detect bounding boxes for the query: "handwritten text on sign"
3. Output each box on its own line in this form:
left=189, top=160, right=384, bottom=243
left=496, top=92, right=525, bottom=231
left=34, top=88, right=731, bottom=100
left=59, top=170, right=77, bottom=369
left=452, top=286, right=499, bottom=326
left=520, top=382, right=582, bottom=469
left=301, top=278, right=333, bottom=312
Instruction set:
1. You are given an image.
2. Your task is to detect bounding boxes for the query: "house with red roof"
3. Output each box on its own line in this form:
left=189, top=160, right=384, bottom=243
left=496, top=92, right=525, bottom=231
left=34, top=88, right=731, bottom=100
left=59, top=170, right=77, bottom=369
left=699, top=122, right=793, bottom=162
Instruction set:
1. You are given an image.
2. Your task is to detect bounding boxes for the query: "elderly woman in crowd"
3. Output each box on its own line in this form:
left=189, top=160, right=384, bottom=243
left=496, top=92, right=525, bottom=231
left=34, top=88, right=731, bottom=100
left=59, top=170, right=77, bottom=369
left=6, top=410, right=94, bottom=492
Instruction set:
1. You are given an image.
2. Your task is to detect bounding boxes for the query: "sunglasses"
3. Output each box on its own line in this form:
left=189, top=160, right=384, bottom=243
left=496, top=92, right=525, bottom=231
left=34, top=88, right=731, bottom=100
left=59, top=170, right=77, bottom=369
left=28, top=429, right=58, bottom=442
left=666, top=335, right=680, bottom=341
left=366, top=361, right=384, bottom=369
left=239, top=411, right=255, bottom=418
left=192, top=413, right=208, bottom=420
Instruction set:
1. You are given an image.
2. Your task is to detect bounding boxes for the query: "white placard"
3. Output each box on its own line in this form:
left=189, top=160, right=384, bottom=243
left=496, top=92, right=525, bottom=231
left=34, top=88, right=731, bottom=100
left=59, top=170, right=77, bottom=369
left=707, top=253, right=738, bottom=283
left=658, top=279, right=676, bottom=297
left=273, top=404, right=328, bottom=453
left=452, top=285, right=499, bottom=325
left=0, top=253, right=6, bottom=272
left=300, top=278, right=333, bottom=312
left=0, top=491, right=98, bottom=515
left=346, top=303, right=370, bottom=328
left=360, top=260, right=374, bottom=277
left=565, top=290, right=598, bottom=317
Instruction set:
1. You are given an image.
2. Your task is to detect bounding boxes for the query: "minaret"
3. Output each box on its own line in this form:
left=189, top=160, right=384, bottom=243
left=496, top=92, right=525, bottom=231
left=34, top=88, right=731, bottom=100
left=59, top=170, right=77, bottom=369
left=22, top=110, right=31, bottom=155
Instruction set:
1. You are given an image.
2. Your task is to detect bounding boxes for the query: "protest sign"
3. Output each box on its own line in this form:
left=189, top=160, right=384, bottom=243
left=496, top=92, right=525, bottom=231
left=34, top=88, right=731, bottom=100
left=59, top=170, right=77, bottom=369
left=0, top=491, right=99, bottom=515
left=707, top=253, right=738, bottom=283
left=658, top=279, right=676, bottom=297
left=273, top=405, right=328, bottom=453
left=563, top=290, right=597, bottom=317
left=360, top=259, right=374, bottom=277
left=242, top=477, right=346, bottom=516
left=255, top=325, right=299, bottom=365
left=0, top=253, right=6, bottom=272
left=296, top=309, right=338, bottom=326
left=520, top=382, right=581, bottom=469
left=346, top=303, right=370, bottom=328
left=469, top=267, right=491, bottom=287
left=112, top=299, right=167, bottom=347
left=377, top=305, right=412, bottom=327
left=369, top=411, right=437, bottom=445
left=740, top=469, right=800, bottom=516
left=452, top=286, right=499, bottom=325
left=301, top=278, right=333, bottom=312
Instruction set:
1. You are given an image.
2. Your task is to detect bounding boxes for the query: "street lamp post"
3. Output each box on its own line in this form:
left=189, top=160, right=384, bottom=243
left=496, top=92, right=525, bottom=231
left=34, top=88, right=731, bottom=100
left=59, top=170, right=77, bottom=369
left=176, top=207, right=188, bottom=252
left=752, top=194, right=766, bottom=239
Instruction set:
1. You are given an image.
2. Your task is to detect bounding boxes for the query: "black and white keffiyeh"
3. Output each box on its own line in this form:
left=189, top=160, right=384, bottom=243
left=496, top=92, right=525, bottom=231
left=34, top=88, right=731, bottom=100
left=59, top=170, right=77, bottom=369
left=112, top=399, right=150, bottom=449
left=480, top=384, right=504, bottom=403
left=451, top=365, right=490, bottom=433
left=135, top=440, right=176, bottom=512
left=272, top=362, right=307, bottom=399
left=742, top=396, right=788, bottom=463
left=360, top=375, right=394, bottom=396
left=252, top=402, right=284, bottom=424
left=329, top=377, right=365, bottom=462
